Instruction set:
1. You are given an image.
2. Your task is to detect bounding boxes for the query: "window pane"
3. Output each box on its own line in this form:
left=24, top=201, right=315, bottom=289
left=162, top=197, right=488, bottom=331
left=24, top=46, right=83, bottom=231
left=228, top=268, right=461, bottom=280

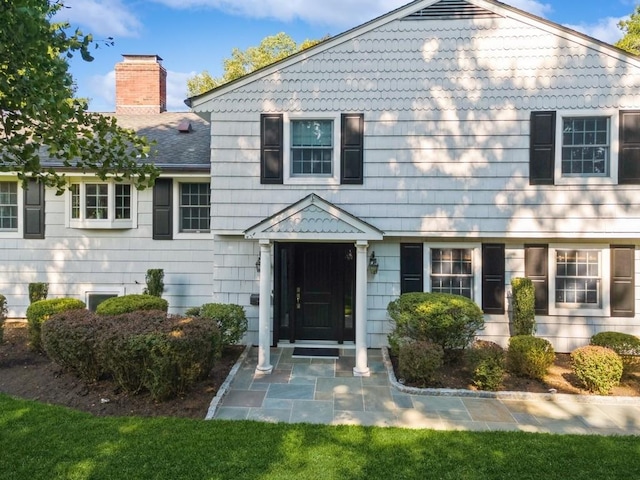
left=291, top=120, right=333, bottom=176
left=0, top=182, right=18, bottom=230
left=85, top=184, right=108, bottom=219
left=70, top=184, right=80, bottom=219
left=430, top=248, right=473, bottom=299
left=179, top=183, right=210, bottom=232
left=561, top=117, right=609, bottom=177
left=115, top=184, right=131, bottom=220
left=555, top=249, right=600, bottom=306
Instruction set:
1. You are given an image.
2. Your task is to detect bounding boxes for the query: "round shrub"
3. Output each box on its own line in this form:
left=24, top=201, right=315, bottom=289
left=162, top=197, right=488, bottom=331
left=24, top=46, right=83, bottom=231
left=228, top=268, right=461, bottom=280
left=96, top=294, right=168, bottom=316
left=41, top=309, right=105, bottom=382
left=387, top=292, right=485, bottom=356
left=506, top=335, right=555, bottom=380
left=571, top=345, right=623, bottom=395
left=466, top=340, right=505, bottom=391
left=26, top=297, right=86, bottom=351
left=397, top=340, right=444, bottom=386
left=590, top=331, right=640, bottom=373
left=197, top=303, right=247, bottom=346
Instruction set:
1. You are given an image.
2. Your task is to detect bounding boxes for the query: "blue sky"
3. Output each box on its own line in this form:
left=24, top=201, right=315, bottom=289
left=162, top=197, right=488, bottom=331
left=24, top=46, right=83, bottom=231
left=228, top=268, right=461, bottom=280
left=57, top=0, right=640, bottom=112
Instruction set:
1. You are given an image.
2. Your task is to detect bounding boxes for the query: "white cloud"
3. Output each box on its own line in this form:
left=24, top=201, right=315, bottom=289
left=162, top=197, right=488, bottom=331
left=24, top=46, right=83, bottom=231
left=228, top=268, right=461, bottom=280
left=150, top=0, right=407, bottom=28
left=565, top=17, right=626, bottom=44
left=85, top=70, right=195, bottom=112
left=54, top=0, right=142, bottom=38
left=505, top=0, right=552, bottom=18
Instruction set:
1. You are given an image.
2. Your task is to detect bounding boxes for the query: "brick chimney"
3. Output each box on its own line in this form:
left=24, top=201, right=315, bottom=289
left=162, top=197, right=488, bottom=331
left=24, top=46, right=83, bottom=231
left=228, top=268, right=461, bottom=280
left=115, top=54, right=167, bottom=114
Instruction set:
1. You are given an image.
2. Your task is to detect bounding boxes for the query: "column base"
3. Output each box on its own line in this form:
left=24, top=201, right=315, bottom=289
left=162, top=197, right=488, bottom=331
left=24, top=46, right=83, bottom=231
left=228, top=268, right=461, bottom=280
left=255, top=364, right=273, bottom=375
left=353, top=366, right=371, bottom=377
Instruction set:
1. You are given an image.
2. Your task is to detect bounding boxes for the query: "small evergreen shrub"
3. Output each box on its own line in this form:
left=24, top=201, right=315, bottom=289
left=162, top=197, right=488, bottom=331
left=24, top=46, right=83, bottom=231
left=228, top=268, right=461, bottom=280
left=590, top=331, right=640, bottom=373
left=96, top=294, right=168, bottom=316
left=506, top=335, right=555, bottom=380
left=143, top=269, right=164, bottom=298
left=387, top=292, right=485, bottom=357
left=26, top=298, right=86, bottom=351
left=198, top=303, right=247, bottom=346
left=41, top=309, right=106, bottom=382
left=28, top=282, right=48, bottom=304
left=397, top=340, right=444, bottom=386
left=466, top=340, right=505, bottom=391
left=511, top=277, right=536, bottom=336
left=571, top=345, right=623, bottom=395
left=0, top=294, right=7, bottom=344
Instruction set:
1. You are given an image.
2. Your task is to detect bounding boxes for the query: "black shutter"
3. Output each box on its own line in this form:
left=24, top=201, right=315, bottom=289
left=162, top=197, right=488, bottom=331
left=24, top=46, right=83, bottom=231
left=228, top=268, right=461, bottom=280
left=400, top=243, right=423, bottom=294
left=482, top=244, right=505, bottom=314
left=611, top=245, right=635, bottom=317
left=23, top=179, right=45, bottom=239
left=619, top=111, right=640, bottom=184
left=341, top=113, right=364, bottom=185
left=530, top=111, right=556, bottom=185
left=260, top=114, right=283, bottom=184
left=153, top=178, right=172, bottom=240
left=524, top=244, right=549, bottom=315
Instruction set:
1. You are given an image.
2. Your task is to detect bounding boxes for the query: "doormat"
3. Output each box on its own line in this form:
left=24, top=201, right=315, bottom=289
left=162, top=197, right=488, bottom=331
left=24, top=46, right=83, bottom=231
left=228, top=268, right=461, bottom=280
left=292, top=347, right=340, bottom=358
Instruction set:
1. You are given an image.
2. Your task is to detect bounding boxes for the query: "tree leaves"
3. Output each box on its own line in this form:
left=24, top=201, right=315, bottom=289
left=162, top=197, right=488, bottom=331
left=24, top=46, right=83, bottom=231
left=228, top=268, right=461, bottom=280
left=615, top=6, right=640, bottom=55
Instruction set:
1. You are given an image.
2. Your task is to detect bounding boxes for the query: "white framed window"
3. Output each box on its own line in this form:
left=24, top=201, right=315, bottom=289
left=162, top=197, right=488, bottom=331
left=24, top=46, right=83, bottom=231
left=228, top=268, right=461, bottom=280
left=548, top=244, right=610, bottom=317
left=283, top=113, right=341, bottom=185
left=554, top=110, right=619, bottom=185
left=179, top=182, right=210, bottom=233
left=0, top=181, right=18, bottom=231
left=67, top=180, right=137, bottom=229
left=426, top=244, right=482, bottom=301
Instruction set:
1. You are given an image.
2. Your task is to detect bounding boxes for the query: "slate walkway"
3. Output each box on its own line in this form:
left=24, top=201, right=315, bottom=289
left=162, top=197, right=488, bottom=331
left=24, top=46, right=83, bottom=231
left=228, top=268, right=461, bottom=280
left=209, top=346, right=640, bottom=436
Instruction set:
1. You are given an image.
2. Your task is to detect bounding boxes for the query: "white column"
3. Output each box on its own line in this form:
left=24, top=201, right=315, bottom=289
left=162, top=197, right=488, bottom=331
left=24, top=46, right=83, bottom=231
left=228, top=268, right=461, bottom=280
left=353, top=241, right=370, bottom=376
left=256, top=240, right=273, bottom=374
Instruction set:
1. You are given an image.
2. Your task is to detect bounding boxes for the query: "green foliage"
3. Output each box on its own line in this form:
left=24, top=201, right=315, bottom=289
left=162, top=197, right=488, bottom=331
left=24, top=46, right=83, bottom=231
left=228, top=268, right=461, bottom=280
left=96, top=294, right=168, bottom=316
left=466, top=340, right=505, bottom=391
left=28, top=282, right=48, bottom=304
left=506, top=335, right=555, bottom=380
left=198, top=303, right=248, bottom=346
left=615, top=5, right=640, bottom=55
left=397, top=340, right=444, bottom=386
left=571, top=345, right=623, bottom=395
left=187, top=32, right=326, bottom=95
left=590, top=331, right=640, bottom=373
left=26, top=298, right=86, bottom=351
left=184, top=306, right=201, bottom=317
left=387, top=292, right=485, bottom=356
left=142, top=269, right=164, bottom=298
left=41, top=309, right=106, bottom=382
left=0, top=0, right=159, bottom=192
left=510, top=277, right=536, bottom=336
left=0, top=294, right=7, bottom=344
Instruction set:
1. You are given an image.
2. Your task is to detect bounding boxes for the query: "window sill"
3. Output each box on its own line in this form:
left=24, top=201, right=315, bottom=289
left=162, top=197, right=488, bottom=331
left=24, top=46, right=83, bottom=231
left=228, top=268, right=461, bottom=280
left=554, top=176, right=617, bottom=186
left=69, top=220, right=135, bottom=230
left=549, top=305, right=609, bottom=317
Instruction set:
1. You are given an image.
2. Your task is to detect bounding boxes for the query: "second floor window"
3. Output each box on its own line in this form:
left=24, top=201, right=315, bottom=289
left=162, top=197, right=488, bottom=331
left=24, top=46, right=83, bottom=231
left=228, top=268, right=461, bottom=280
left=291, top=120, right=333, bottom=176
left=561, top=116, right=609, bottom=177
left=0, top=181, right=18, bottom=230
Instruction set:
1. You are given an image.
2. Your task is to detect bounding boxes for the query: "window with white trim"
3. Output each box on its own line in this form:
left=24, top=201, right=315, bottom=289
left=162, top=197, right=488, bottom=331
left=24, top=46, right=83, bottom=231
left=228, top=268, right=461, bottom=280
left=0, top=181, right=18, bottom=231
left=179, top=183, right=210, bottom=232
left=68, top=180, right=136, bottom=229
left=291, top=120, right=334, bottom=176
left=426, top=244, right=481, bottom=301
left=561, top=117, right=609, bottom=176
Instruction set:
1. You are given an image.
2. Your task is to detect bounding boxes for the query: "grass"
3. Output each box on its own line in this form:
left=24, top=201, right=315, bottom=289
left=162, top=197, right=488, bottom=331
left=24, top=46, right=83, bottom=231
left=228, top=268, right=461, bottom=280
left=1, top=394, right=639, bottom=480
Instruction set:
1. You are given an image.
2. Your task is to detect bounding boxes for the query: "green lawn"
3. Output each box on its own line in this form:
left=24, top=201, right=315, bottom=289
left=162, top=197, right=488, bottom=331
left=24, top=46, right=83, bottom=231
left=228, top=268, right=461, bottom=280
left=1, top=393, right=638, bottom=480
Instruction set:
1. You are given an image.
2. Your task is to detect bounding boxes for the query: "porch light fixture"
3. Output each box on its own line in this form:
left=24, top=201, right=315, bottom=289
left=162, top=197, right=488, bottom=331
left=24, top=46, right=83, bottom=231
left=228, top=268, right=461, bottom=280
left=368, top=252, right=379, bottom=275
left=255, top=256, right=261, bottom=273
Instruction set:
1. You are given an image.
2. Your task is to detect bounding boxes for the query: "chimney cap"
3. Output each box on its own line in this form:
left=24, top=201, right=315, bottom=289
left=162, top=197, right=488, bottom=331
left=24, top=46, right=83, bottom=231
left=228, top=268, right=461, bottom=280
left=121, top=54, right=164, bottom=64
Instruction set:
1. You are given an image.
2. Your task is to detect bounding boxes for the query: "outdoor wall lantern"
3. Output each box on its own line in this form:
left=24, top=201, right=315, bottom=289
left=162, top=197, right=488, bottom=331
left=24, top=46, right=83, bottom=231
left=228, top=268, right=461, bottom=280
left=368, top=252, right=379, bottom=275
left=255, top=256, right=261, bottom=273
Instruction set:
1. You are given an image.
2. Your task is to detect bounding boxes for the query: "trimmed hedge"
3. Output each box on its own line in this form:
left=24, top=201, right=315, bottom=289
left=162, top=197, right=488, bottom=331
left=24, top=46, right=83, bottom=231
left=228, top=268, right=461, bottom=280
left=506, top=335, right=555, bottom=380
left=387, top=292, right=485, bottom=356
left=26, top=298, right=86, bottom=351
left=466, top=340, right=505, bottom=391
left=198, top=303, right=247, bottom=346
left=0, top=294, right=7, bottom=344
left=96, top=294, right=168, bottom=316
left=397, top=340, right=444, bottom=386
left=590, top=331, right=640, bottom=373
left=510, top=277, right=536, bottom=336
left=41, top=309, right=221, bottom=400
left=571, top=345, right=623, bottom=395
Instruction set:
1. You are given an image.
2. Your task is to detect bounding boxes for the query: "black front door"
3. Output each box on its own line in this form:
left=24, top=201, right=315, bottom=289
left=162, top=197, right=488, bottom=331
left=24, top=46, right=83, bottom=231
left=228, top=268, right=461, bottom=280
left=275, top=243, right=355, bottom=343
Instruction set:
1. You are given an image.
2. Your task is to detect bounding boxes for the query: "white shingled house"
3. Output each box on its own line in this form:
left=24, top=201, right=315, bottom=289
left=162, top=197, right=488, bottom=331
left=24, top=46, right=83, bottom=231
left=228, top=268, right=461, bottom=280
left=184, top=0, right=640, bottom=375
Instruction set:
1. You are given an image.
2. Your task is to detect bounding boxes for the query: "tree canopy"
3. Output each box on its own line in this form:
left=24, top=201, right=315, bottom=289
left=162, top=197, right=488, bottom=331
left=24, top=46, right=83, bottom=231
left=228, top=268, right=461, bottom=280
left=0, top=0, right=159, bottom=193
left=615, top=5, right=640, bottom=55
left=187, top=32, right=325, bottom=97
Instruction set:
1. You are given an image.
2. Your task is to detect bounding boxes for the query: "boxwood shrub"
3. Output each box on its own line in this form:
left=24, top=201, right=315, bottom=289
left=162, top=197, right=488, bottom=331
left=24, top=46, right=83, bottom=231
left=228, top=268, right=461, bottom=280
left=506, top=335, right=555, bottom=380
left=26, top=297, right=86, bottom=351
left=0, top=294, right=7, bottom=344
left=466, top=340, right=505, bottom=391
left=397, top=340, right=444, bottom=386
left=590, top=331, right=640, bottom=373
left=510, top=277, right=536, bottom=336
left=387, top=292, right=484, bottom=357
left=571, top=345, right=623, bottom=395
left=96, top=294, right=168, bottom=316
left=197, top=303, right=247, bottom=346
